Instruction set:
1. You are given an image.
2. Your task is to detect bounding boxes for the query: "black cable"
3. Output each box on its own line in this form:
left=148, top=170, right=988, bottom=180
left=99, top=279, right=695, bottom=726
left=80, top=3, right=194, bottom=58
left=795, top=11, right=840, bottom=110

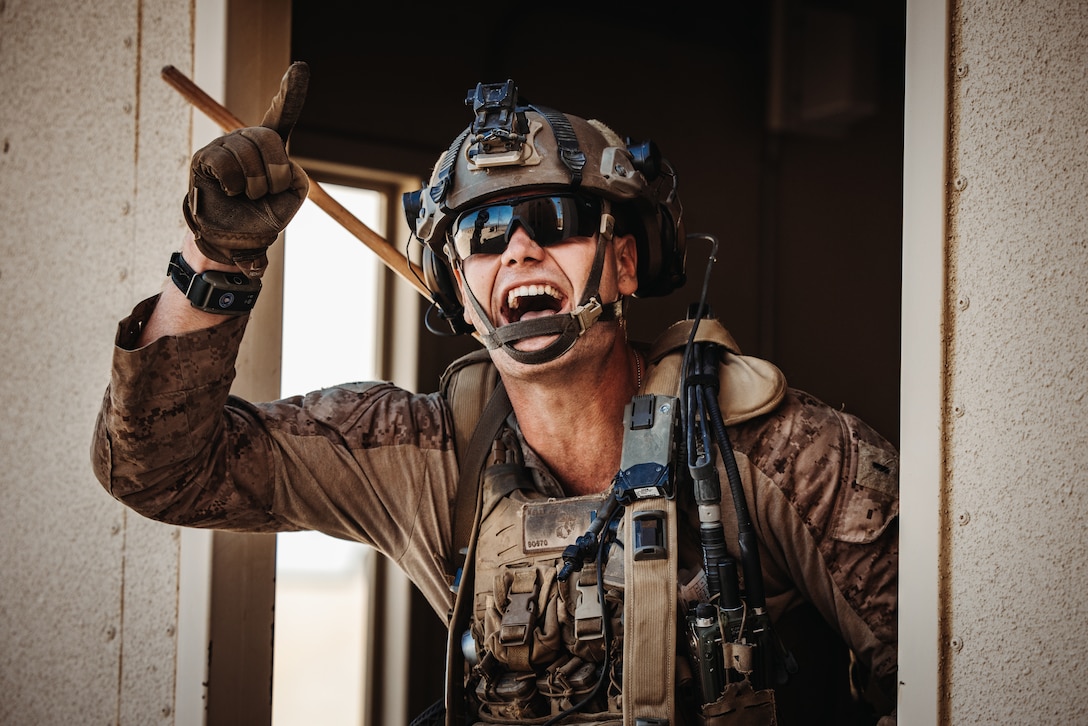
left=678, top=232, right=720, bottom=413
left=703, top=382, right=766, bottom=612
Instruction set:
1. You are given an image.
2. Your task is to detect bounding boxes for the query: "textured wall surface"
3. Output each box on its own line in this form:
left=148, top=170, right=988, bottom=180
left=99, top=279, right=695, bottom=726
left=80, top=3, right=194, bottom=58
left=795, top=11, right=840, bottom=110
left=945, top=1, right=1088, bottom=722
left=0, top=0, right=194, bottom=722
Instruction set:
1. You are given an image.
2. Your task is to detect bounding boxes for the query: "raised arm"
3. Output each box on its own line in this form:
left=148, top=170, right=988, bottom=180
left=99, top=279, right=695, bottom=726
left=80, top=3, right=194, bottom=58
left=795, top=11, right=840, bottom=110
left=91, top=63, right=316, bottom=529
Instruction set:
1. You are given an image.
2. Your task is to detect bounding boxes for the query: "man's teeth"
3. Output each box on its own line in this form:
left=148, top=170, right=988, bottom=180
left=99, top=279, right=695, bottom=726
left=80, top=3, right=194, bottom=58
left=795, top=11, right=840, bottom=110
left=508, top=284, right=560, bottom=310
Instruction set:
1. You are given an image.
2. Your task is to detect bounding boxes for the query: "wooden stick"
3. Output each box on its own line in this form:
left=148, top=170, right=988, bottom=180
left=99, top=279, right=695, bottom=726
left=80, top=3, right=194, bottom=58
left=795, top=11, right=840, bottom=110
left=161, top=64, right=430, bottom=300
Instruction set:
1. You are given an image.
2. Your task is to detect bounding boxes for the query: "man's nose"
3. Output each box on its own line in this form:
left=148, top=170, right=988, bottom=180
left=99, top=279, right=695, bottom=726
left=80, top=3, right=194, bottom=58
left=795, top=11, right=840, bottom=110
left=501, top=225, right=544, bottom=265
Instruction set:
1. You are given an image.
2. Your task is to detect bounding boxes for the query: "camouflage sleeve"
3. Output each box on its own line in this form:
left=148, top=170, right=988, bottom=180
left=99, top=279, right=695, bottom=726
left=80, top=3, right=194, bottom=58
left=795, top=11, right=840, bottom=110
left=729, top=388, right=898, bottom=688
left=91, top=297, right=461, bottom=608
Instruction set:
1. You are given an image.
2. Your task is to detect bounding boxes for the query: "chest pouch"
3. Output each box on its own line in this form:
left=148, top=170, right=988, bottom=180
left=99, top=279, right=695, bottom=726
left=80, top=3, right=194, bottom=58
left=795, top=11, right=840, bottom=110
left=469, top=489, right=626, bottom=722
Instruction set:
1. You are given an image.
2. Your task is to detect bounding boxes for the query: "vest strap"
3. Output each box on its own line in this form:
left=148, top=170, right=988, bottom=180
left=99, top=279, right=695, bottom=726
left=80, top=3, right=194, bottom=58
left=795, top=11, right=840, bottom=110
left=448, top=377, right=510, bottom=587
left=622, top=496, right=678, bottom=725
left=443, top=380, right=511, bottom=726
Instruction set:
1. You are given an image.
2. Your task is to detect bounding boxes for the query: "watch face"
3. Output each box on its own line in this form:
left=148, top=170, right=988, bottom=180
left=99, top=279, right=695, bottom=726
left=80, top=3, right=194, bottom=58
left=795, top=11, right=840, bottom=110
left=192, top=270, right=262, bottom=314
left=213, top=289, right=260, bottom=312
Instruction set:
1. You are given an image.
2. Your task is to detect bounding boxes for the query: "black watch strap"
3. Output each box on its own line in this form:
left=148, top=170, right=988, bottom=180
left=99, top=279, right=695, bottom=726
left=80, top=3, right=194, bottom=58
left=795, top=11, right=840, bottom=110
left=167, top=252, right=261, bottom=315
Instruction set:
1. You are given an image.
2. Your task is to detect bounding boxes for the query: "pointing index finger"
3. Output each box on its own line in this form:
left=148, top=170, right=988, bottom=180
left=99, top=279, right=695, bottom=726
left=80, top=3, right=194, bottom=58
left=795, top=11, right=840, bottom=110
left=260, top=61, right=310, bottom=143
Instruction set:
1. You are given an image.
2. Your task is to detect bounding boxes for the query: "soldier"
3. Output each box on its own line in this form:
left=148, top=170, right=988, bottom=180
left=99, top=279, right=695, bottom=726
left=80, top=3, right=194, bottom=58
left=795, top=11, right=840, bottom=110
left=93, top=65, right=897, bottom=725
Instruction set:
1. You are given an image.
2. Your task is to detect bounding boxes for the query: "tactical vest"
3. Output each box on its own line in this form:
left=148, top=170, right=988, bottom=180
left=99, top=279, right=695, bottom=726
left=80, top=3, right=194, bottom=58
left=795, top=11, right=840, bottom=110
left=438, top=318, right=787, bottom=726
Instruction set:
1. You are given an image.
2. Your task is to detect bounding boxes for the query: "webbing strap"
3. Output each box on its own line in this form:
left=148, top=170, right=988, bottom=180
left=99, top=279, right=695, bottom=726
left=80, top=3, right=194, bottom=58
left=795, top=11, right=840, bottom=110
left=622, top=496, right=678, bottom=726
left=449, top=379, right=510, bottom=583
left=615, top=358, right=686, bottom=725
left=443, top=379, right=511, bottom=726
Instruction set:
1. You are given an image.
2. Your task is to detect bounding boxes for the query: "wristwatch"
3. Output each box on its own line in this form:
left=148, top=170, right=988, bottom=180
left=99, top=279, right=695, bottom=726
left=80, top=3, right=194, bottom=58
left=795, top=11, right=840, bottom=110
left=167, top=251, right=261, bottom=315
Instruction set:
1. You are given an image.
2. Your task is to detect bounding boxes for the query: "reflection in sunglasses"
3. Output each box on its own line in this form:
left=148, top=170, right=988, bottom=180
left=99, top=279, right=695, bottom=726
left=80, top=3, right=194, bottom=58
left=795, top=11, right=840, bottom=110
left=451, top=195, right=601, bottom=259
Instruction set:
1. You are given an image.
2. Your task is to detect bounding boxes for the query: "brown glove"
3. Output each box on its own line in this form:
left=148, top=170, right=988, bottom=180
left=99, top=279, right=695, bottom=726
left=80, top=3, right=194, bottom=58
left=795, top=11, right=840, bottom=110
left=183, top=61, right=311, bottom=278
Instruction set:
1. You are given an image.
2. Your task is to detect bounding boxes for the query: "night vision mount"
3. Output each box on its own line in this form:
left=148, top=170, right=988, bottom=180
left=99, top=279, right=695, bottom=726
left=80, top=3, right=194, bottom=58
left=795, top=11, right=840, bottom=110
left=465, top=80, right=534, bottom=167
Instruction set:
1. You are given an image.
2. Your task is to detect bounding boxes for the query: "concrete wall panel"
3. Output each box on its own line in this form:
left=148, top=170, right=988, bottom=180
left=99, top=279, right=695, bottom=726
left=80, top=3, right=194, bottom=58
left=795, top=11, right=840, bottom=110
left=0, top=0, right=193, bottom=723
left=946, top=1, right=1088, bottom=722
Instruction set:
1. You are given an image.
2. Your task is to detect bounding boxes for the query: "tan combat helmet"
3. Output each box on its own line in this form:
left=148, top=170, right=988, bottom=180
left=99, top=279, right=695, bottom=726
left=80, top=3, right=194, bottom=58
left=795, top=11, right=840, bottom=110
left=404, top=80, right=687, bottom=363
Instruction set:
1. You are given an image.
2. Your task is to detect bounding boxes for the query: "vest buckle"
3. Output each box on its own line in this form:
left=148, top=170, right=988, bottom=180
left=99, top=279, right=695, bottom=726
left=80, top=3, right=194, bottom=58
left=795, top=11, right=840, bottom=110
left=499, top=571, right=540, bottom=646
left=574, top=569, right=605, bottom=640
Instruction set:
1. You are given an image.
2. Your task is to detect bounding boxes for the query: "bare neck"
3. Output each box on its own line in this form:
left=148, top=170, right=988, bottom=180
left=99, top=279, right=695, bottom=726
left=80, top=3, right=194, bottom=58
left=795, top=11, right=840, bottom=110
left=503, top=339, right=640, bottom=496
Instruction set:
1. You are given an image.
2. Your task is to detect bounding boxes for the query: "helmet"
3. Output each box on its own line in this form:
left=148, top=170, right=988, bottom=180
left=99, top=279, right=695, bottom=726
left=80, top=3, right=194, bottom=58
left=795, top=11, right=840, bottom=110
left=404, top=80, right=687, bottom=354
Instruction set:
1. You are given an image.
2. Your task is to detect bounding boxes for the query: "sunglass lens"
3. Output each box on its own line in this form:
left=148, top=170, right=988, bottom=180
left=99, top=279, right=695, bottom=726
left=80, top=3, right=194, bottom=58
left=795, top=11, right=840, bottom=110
left=451, top=196, right=600, bottom=259
left=453, top=205, right=514, bottom=257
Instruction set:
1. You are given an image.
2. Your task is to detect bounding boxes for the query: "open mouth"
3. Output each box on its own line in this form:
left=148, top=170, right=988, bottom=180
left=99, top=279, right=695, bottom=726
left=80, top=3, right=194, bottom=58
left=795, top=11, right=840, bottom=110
left=504, top=283, right=564, bottom=323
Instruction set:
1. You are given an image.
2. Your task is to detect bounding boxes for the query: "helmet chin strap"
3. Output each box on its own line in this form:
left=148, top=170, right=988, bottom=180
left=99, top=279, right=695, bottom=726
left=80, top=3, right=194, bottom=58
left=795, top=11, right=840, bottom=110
left=457, top=211, right=622, bottom=366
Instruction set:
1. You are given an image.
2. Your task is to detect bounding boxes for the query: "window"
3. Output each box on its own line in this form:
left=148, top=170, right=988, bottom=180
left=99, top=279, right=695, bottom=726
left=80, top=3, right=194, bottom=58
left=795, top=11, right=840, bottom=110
left=272, top=180, right=383, bottom=726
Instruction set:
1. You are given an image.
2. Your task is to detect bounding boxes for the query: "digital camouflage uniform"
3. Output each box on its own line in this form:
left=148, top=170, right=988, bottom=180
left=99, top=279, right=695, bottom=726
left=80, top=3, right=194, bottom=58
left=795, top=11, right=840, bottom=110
left=92, top=294, right=897, bottom=725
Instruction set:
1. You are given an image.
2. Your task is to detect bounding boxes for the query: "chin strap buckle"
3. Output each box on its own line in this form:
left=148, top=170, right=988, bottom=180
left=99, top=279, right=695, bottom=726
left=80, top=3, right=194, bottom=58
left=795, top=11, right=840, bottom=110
left=570, top=297, right=604, bottom=335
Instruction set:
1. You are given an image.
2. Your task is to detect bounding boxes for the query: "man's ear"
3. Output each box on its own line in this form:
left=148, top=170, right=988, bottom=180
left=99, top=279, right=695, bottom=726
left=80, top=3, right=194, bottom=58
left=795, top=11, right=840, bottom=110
left=615, top=233, right=639, bottom=296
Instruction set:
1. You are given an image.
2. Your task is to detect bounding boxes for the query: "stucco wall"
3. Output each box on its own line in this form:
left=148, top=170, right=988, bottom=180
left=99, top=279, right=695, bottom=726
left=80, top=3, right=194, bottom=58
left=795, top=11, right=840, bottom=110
left=0, top=0, right=194, bottom=722
left=944, top=0, right=1088, bottom=722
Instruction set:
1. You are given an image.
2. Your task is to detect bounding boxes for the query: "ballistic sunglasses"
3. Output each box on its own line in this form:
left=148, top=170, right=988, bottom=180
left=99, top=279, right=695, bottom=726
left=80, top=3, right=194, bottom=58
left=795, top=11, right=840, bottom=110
left=449, top=194, right=603, bottom=259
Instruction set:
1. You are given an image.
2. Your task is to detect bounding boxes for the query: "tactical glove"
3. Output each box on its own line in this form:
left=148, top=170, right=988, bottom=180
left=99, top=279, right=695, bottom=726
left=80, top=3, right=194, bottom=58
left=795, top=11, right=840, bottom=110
left=183, top=62, right=311, bottom=278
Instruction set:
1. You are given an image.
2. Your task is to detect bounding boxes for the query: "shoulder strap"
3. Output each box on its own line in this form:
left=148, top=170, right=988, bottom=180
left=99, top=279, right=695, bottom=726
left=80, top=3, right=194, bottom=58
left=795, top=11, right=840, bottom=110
left=450, top=380, right=509, bottom=584
left=439, top=348, right=510, bottom=586
left=438, top=349, right=511, bottom=726
left=442, top=380, right=510, bottom=726
left=440, top=347, right=501, bottom=461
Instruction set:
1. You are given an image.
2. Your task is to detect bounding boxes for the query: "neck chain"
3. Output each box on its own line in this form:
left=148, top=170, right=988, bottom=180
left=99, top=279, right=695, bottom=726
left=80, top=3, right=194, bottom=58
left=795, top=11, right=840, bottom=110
left=633, top=350, right=643, bottom=392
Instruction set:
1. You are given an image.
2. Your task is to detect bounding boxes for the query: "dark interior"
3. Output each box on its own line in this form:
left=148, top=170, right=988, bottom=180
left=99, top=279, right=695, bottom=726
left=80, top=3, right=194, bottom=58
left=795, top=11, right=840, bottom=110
left=291, top=1, right=905, bottom=445
left=290, top=0, right=905, bottom=714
